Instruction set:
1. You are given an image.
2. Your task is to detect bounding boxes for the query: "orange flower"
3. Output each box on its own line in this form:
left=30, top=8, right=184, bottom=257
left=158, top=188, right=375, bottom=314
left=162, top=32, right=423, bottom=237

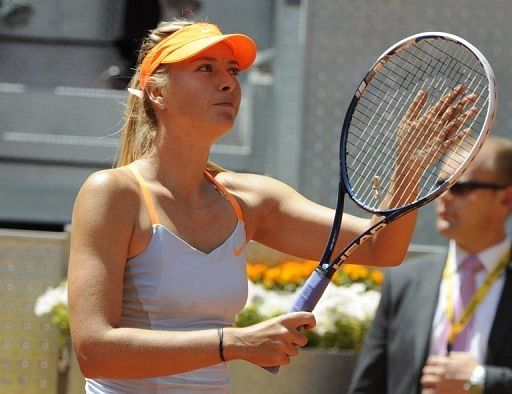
left=301, top=260, right=318, bottom=277
left=331, top=274, right=341, bottom=285
left=246, top=260, right=319, bottom=289
left=370, top=270, right=384, bottom=285
left=262, top=266, right=282, bottom=288
left=246, top=263, right=267, bottom=282
left=280, top=264, right=297, bottom=285
left=342, top=264, right=369, bottom=281
left=246, top=260, right=383, bottom=290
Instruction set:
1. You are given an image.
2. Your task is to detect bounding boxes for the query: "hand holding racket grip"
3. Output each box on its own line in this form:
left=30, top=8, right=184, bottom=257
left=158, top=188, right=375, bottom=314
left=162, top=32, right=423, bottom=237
left=264, top=269, right=331, bottom=374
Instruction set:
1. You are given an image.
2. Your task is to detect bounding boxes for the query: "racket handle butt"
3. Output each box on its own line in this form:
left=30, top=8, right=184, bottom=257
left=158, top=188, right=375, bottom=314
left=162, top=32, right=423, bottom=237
left=263, top=365, right=280, bottom=374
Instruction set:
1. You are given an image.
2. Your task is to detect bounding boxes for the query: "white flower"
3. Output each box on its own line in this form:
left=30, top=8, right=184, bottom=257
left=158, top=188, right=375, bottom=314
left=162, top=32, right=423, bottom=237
left=34, top=282, right=68, bottom=317
left=246, top=282, right=293, bottom=316
left=244, top=281, right=381, bottom=337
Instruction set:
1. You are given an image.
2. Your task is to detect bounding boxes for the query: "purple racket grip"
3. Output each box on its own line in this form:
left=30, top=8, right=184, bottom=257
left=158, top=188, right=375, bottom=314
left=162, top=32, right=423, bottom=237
left=289, top=270, right=330, bottom=312
left=264, top=270, right=330, bottom=374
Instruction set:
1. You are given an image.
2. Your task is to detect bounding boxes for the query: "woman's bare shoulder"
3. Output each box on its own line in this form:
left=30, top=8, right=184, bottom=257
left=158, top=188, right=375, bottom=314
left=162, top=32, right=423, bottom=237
left=214, top=171, right=299, bottom=227
left=78, top=167, right=138, bottom=198
left=216, top=171, right=293, bottom=199
left=73, top=167, right=140, bottom=223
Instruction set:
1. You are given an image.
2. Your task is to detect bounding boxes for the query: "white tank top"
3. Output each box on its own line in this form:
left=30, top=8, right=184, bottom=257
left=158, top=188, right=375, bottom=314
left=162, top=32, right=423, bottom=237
left=85, top=166, right=248, bottom=394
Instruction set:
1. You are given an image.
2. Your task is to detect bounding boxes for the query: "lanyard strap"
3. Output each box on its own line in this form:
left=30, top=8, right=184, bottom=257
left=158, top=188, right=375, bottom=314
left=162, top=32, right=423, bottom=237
left=443, top=248, right=510, bottom=345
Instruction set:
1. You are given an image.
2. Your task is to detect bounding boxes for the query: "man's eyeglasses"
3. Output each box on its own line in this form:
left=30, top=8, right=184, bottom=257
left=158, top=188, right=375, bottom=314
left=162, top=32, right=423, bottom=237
left=435, top=179, right=509, bottom=196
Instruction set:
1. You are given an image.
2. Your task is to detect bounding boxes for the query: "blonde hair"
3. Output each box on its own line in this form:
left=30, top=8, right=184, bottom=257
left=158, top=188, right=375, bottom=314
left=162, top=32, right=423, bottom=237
left=116, top=19, right=225, bottom=174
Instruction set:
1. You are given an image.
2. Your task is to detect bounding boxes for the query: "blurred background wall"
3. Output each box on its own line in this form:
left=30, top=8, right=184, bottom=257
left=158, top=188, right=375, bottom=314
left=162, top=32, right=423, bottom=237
left=0, top=0, right=510, bottom=243
left=1, top=0, right=511, bottom=243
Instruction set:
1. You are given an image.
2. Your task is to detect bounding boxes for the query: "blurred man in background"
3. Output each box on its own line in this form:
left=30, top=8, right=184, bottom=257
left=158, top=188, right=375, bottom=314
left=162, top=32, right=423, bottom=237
left=349, top=136, right=512, bottom=394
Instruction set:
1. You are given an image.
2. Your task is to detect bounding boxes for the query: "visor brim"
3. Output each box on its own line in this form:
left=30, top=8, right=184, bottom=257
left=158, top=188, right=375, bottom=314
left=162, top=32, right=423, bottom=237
left=159, top=33, right=257, bottom=71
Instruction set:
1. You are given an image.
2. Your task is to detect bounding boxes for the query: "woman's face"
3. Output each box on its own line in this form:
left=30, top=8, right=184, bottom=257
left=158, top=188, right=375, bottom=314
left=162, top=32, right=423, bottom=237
left=160, top=42, right=242, bottom=140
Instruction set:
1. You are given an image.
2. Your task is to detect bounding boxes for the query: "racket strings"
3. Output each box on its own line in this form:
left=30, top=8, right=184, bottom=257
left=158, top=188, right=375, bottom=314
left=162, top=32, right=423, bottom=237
left=378, top=89, right=483, bottom=207
left=420, top=94, right=490, bottom=196
left=349, top=45, right=469, bottom=193
left=347, top=73, right=440, bottom=193
left=423, top=40, right=489, bottom=83
left=386, top=40, right=488, bottom=98
left=389, top=50, right=489, bottom=204
left=356, top=86, right=476, bottom=208
left=362, top=41, right=475, bottom=140
left=353, top=72, right=486, bottom=149
left=350, top=76, right=449, bottom=205
left=350, top=44, right=485, bottom=158
left=386, top=43, right=482, bottom=203
left=394, top=41, right=491, bottom=199
left=346, top=38, right=490, bottom=210
left=349, top=75, right=448, bottom=192
left=375, top=87, right=479, bottom=206
left=362, top=43, right=476, bottom=154
left=349, top=87, right=409, bottom=180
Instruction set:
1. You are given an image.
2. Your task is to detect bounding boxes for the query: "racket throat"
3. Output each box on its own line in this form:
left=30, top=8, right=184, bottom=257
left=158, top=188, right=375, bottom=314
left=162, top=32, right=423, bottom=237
left=316, top=263, right=337, bottom=279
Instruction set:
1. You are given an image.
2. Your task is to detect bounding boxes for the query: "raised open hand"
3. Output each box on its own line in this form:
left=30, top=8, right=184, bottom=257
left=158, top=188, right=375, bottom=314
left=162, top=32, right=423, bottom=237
left=387, top=85, right=479, bottom=206
left=397, top=84, right=478, bottom=175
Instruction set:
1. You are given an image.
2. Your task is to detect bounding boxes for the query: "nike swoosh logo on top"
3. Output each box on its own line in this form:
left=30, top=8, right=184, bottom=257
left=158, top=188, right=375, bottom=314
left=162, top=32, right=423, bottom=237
left=233, top=245, right=245, bottom=256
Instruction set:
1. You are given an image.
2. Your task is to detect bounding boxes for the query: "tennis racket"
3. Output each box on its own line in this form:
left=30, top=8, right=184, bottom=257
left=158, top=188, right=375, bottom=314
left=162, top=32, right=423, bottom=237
left=267, top=31, right=496, bottom=373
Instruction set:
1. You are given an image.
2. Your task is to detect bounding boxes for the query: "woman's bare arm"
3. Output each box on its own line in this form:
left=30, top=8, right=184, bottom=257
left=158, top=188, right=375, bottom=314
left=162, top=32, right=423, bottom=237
left=221, top=172, right=416, bottom=267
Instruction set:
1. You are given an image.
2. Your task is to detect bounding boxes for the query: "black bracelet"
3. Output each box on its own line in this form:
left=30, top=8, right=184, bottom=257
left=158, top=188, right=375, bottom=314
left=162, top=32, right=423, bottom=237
left=217, top=327, right=225, bottom=362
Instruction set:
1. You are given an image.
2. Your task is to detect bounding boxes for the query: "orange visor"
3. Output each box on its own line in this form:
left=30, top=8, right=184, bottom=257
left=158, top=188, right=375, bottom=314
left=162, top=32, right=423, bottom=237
left=138, top=22, right=257, bottom=90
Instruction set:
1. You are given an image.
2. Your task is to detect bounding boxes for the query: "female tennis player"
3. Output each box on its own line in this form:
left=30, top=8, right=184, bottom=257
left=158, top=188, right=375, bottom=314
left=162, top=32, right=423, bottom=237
left=68, top=19, right=475, bottom=393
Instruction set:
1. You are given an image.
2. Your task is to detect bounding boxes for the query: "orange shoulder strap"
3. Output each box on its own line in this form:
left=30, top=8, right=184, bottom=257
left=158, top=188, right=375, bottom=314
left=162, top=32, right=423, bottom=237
left=204, top=171, right=244, bottom=222
left=127, top=165, right=160, bottom=225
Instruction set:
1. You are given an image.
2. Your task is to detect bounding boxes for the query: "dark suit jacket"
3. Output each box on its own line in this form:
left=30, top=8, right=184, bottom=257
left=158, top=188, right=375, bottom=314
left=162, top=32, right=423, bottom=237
left=348, top=252, right=512, bottom=394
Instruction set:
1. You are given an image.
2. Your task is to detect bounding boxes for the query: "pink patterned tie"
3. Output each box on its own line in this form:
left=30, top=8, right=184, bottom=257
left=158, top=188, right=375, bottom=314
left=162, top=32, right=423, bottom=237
left=452, top=255, right=484, bottom=351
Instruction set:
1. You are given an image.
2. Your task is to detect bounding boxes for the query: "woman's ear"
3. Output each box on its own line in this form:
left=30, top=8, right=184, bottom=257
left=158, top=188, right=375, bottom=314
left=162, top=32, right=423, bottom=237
left=146, top=83, right=167, bottom=110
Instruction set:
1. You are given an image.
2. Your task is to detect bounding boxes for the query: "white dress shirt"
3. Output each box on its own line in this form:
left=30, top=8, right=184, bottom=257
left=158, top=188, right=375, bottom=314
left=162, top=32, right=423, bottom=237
left=429, top=237, right=511, bottom=361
